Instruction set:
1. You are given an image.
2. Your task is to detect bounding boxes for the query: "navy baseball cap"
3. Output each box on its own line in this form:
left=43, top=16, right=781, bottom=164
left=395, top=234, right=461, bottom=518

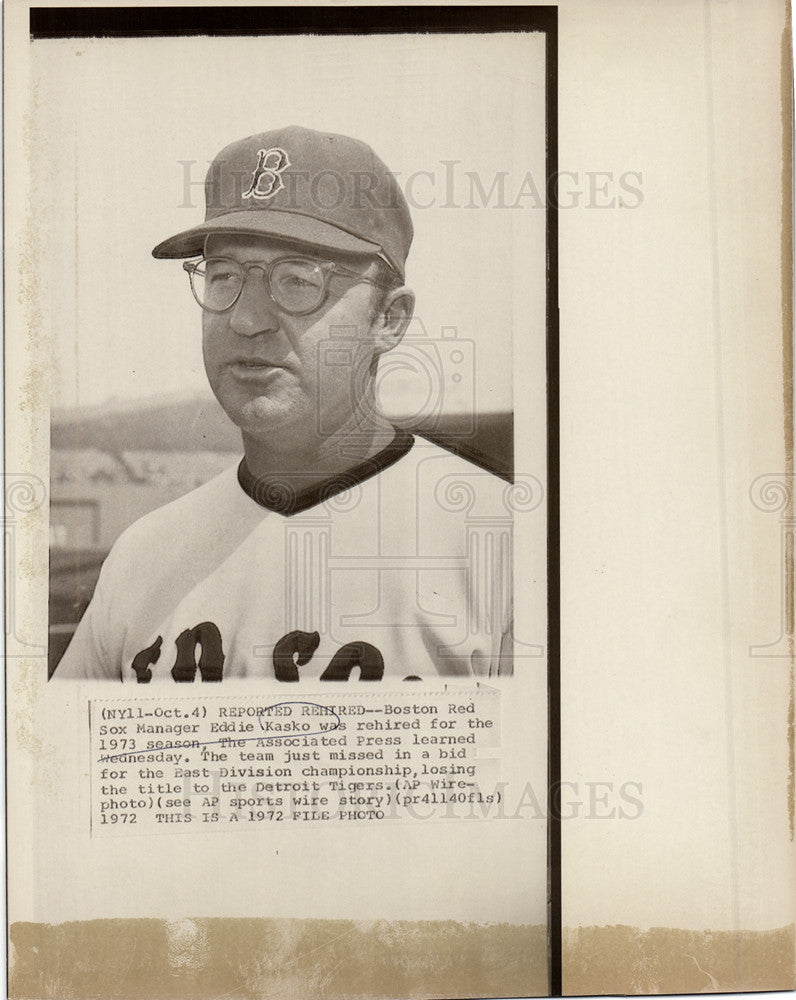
left=152, top=125, right=413, bottom=280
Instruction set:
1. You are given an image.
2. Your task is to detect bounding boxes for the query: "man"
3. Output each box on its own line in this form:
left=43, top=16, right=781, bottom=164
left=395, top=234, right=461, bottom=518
left=57, top=125, right=514, bottom=681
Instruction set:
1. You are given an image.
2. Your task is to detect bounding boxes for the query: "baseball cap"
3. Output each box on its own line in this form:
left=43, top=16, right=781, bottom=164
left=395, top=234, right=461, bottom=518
left=152, top=125, right=413, bottom=280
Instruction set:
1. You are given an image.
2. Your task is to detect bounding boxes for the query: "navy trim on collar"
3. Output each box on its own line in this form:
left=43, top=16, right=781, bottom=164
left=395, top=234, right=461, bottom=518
left=237, top=429, right=414, bottom=516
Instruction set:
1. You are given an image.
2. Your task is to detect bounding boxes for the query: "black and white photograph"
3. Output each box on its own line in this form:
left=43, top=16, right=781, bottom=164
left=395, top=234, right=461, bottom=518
left=7, top=9, right=553, bottom=999
left=7, top=3, right=794, bottom=998
left=44, top=22, right=549, bottom=686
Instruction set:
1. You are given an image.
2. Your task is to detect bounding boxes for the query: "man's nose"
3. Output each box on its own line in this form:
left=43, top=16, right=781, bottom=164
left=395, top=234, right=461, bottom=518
left=228, top=270, right=281, bottom=337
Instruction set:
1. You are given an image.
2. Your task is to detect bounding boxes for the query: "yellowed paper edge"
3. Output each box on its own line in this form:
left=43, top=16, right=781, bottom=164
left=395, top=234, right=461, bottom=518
left=9, top=918, right=549, bottom=999
left=562, top=924, right=795, bottom=995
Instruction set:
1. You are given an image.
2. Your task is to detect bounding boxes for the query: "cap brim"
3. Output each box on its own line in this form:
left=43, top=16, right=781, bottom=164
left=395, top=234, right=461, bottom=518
left=152, top=209, right=382, bottom=260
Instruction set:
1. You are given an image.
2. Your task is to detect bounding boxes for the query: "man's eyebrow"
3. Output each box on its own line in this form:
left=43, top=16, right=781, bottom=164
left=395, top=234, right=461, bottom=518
left=204, top=240, right=323, bottom=260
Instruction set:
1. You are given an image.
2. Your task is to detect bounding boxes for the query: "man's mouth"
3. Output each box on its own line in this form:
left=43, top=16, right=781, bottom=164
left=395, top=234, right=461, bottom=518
left=229, top=360, right=283, bottom=380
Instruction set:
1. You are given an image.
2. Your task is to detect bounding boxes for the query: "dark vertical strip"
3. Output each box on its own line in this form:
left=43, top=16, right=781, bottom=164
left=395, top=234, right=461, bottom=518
left=779, top=17, right=795, bottom=844
left=3, top=4, right=8, bottom=988
left=88, top=702, right=93, bottom=837
left=545, top=8, right=562, bottom=998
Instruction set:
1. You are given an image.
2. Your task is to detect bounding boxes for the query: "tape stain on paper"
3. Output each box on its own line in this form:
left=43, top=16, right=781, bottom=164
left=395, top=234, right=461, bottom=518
left=8, top=917, right=549, bottom=999
left=9, top=919, right=796, bottom=996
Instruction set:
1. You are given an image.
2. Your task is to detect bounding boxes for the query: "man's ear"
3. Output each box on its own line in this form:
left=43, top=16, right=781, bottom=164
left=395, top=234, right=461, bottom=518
left=372, top=287, right=415, bottom=358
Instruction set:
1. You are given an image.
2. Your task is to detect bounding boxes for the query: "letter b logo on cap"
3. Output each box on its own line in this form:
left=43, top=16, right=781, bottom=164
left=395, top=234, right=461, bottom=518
left=243, top=147, right=291, bottom=200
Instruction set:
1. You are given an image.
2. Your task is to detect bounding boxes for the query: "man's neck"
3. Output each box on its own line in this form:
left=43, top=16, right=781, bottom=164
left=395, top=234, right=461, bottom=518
left=241, top=409, right=398, bottom=492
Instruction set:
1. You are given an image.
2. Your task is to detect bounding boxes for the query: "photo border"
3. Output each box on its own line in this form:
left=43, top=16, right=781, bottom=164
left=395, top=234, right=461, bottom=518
left=23, top=4, right=560, bottom=996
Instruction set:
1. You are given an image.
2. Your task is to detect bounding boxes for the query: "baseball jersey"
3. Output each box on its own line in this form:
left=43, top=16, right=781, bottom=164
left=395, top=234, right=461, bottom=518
left=56, top=433, right=517, bottom=683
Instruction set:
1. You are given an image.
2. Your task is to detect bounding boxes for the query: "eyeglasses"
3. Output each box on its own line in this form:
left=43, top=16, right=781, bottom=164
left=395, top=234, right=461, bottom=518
left=183, top=255, right=390, bottom=316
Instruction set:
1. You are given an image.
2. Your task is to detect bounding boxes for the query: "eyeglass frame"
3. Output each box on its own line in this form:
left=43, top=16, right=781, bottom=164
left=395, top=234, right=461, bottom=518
left=182, top=253, right=396, bottom=317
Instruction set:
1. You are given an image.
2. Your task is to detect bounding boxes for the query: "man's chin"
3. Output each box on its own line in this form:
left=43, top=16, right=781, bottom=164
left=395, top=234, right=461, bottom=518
left=221, top=396, right=315, bottom=444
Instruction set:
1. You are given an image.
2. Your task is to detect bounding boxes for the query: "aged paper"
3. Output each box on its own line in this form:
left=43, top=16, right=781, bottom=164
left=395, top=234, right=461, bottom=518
left=557, top=0, right=795, bottom=992
left=6, top=0, right=796, bottom=997
left=6, top=6, right=551, bottom=998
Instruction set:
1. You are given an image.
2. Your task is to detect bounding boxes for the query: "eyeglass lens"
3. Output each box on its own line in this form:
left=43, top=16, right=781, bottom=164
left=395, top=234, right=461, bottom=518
left=191, top=258, right=327, bottom=313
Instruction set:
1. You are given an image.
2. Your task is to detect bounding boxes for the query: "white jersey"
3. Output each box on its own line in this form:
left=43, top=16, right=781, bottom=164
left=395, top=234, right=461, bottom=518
left=56, top=434, right=518, bottom=683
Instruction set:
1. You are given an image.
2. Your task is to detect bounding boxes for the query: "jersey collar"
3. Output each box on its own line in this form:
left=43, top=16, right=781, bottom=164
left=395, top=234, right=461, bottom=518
left=237, top=428, right=414, bottom=516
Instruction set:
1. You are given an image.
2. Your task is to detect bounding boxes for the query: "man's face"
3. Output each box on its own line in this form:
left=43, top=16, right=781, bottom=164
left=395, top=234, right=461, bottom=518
left=201, top=234, right=383, bottom=448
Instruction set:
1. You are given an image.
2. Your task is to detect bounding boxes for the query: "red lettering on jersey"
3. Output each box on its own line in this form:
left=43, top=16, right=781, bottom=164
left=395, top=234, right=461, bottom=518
left=131, top=626, right=391, bottom=681
left=321, top=641, right=384, bottom=681
left=130, top=636, right=162, bottom=683
left=171, top=622, right=225, bottom=682
left=273, top=630, right=321, bottom=682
